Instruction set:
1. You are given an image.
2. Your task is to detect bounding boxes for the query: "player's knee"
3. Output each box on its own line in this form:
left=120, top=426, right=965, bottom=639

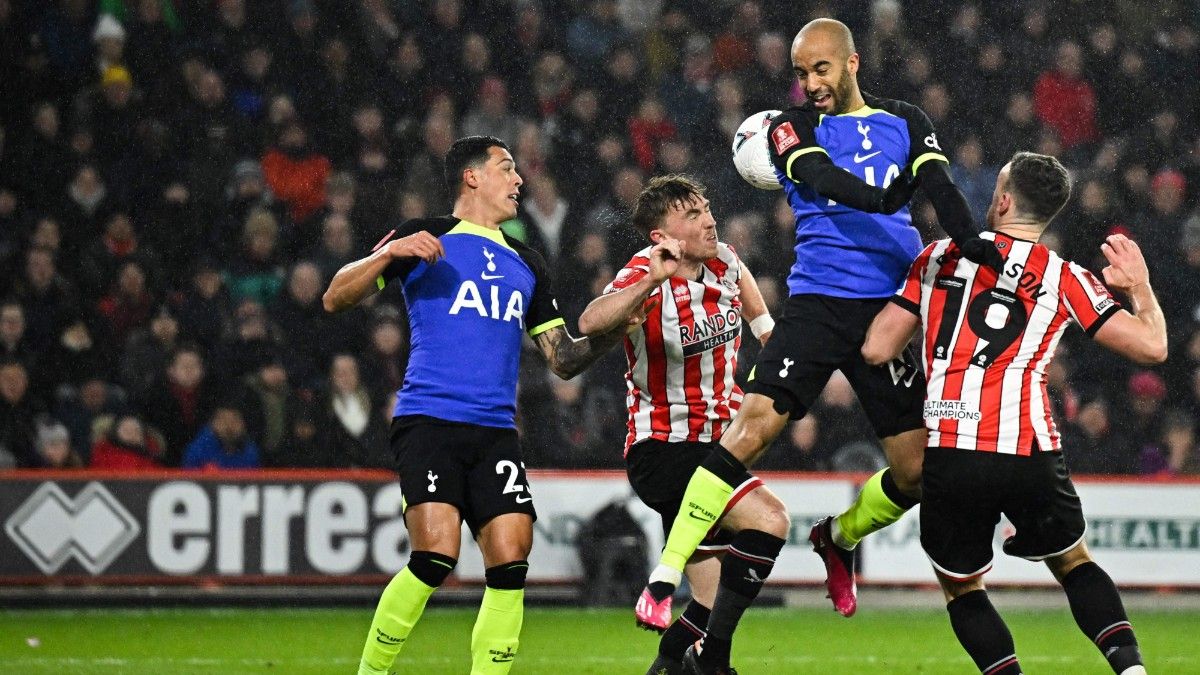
left=485, top=560, right=529, bottom=590
left=408, top=550, right=458, bottom=587
left=755, top=491, right=791, bottom=538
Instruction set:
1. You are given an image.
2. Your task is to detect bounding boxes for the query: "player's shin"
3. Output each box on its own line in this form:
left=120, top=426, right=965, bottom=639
left=651, top=446, right=747, bottom=596
left=1060, top=562, right=1144, bottom=674
left=699, top=530, right=786, bottom=665
left=947, top=590, right=1023, bottom=674
left=359, top=551, right=457, bottom=675
left=833, top=467, right=918, bottom=549
left=470, top=560, right=528, bottom=675
left=657, top=601, right=710, bottom=663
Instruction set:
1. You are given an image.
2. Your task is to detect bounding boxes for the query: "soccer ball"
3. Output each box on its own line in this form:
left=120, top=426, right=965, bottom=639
left=732, top=110, right=783, bottom=190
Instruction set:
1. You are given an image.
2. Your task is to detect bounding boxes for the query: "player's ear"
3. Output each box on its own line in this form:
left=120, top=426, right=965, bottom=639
left=463, top=166, right=480, bottom=189
left=648, top=229, right=664, bottom=244
left=846, top=52, right=859, bottom=76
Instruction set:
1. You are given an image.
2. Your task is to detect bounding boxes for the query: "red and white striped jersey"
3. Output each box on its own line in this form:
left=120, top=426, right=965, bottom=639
left=893, top=231, right=1121, bottom=455
left=605, top=243, right=745, bottom=454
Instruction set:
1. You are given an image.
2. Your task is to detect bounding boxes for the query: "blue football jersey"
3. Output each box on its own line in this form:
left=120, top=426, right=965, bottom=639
left=767, top=93, right=949, bottom=299
left=377, top=217, right=564, bottom=428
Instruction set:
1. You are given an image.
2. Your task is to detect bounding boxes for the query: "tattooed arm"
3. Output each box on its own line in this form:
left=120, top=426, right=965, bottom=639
left=532, top=323, right=630, bottom=380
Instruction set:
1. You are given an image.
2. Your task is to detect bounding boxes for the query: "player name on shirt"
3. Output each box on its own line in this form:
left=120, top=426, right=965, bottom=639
left=894, top=231, right=1121, bottom=455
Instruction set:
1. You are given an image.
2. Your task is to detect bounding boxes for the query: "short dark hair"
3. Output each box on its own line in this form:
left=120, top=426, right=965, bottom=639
left=631, top=174, right=707, bottom=237
left=1006, top=151, right=1071, bottom=223
left=444, top=135, right=509, bottom=193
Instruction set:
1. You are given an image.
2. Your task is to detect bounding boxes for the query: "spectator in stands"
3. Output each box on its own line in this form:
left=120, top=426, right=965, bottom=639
left=0, top=360, right=41, bottom=467
left=216, top=158, right=283, bottom=259
left=60, top=164, right=113, bottom=238
left=90, top=413, right=166, bottom=469
left=314, top=354, right=388, bottom=468
left=120, top=305, right=179, bottom=400
left=53, top=375, right=121, bottom=465
left=273, top=261, right=361, bottom=387
left=0, top=301, right=34, bottom=369
left=1034, top=40, right=1099, bottom=154
left=238, top=353, right=300, bottom=467
left=33, top=418, right=82, bottom=469
left=463, top=76, right=526, bottom=148
left=183, top=403, right=260, bottom=469
left=175, top=257, right=231, bottom=351
left=360, top=310, right=408, bottom=405
left=139, top=345, right=216, bottom=465
left=80, top=212, right=155, bottom=302
left=97, top=260, right=156, bottom=347
left=403, top=115, right=454, bottom=214
left=308, top=212, right=357, bottom=283
left=12, top=103, right=71, bottom=208
left=261, top=119, right=331, bottom=225
left=225, top=207, right=285, bottom=305
left=566, top=0, right=629, bottom=74
left=212, top=300, right=276, bottom=385
left=35, top=317, right=110, bottom=405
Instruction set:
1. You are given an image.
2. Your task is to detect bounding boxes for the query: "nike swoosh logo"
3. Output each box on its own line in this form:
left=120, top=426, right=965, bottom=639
left=515, top=495, right=533, bottom=504
left=481, top=273, right=504, bottom=280
left=492, top=656, right=515, bottom=662
left=853, top=151, right=881, bottom=163
left=688, top=509, right=714, bottom=522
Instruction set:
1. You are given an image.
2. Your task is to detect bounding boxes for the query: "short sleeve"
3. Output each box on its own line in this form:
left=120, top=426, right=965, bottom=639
left=897, top=102, right=950, bottom=176
left=892, top=241, right=939, bottom=315
left=524, top=249, right=566, bottom=337
left=766, top=107, right=826, bottom=183
left=376, top=218, right=440, bottom=289
left=1060, top=262, right=1121, bottom=336
left=604, top=251, right=652, bottom=293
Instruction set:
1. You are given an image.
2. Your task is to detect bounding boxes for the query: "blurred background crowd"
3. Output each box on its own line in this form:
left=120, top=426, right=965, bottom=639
left=1, top=0, right=1198, bottom=475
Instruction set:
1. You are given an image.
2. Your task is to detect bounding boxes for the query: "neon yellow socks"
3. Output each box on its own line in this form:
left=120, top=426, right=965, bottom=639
left=833, top=468, right=911, bottom=549
left=359, top=567, right=437, bottom=674
left=470, top=587, right=524, bottom=674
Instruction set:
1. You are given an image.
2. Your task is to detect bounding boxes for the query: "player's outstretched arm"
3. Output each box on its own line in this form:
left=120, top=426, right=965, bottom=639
left=861, top=302, right=920, bottom=366
left=533, top=323, right=628, bottom=380
left=1091, top=235, right=1168, bottom=365
left=577, top=239, right=682, bottom=335
left=323, top=232, right=444, bottom=312
left=736, top=263, right=774, bottom=346
left=917, top=162, right=1003, bottom=270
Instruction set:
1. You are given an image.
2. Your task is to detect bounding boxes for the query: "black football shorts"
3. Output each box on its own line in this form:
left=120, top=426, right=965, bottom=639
left=747, top=294, right=925, bottom=437
left=920, top=446, right=1086, bottom=580
left=391, top=415, right=536, bottom=533
left=626, top=439, right=761, bottom=552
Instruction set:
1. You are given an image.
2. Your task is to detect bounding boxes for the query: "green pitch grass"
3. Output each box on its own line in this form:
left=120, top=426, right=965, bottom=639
left=1, top=606, right=1197, bottom=674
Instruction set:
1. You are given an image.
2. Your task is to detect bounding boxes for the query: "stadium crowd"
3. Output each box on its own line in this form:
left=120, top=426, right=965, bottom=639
left=1, top=0, right=1198, bottom=475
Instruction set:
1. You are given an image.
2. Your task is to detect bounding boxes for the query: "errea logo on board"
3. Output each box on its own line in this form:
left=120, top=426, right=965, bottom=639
left=5, top=482, right=140, bottom=574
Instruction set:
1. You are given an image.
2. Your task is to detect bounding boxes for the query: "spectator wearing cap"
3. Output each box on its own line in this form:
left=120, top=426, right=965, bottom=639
left=89, top=64, right=141, bottom=174
left=92, top=14, right=126, bottom=77
left=261, top=120, right=331, bottom=225
left=1121, top=370, right=1170, bottom=471
left=182, top=403, right=260, bottom=470
left=34, top=418, right=82, bottom=468
left=90, top=413, right=166, bottom=470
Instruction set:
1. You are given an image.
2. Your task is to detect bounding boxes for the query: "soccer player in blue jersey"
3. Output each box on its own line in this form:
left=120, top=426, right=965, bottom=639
left=639, top=19, right=1004, bottom=673
left=325, top=136, right=635, bottom=675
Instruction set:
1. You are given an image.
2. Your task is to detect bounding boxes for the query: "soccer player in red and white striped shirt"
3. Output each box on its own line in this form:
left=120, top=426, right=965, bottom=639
left=863, top=152, right=1164, bottom=675
left=578, top=175, right=789, bottom=674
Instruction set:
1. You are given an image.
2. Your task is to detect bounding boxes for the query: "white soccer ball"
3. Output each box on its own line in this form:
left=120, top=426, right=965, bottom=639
left=732, top=110, right=783, bottom=190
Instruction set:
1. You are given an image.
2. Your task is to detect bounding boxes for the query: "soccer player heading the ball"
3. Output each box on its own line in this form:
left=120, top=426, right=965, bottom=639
left=862, top=151, right=1162, bottom=675
left=325, top=136, right=633, bottom=675
left=639, top=17, right=1005, bottom=651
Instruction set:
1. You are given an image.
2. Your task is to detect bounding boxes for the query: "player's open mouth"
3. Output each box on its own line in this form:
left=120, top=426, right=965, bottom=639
left=508, top=193, right=520, bottom=204
left=810, top=92, right=832, bottom=109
